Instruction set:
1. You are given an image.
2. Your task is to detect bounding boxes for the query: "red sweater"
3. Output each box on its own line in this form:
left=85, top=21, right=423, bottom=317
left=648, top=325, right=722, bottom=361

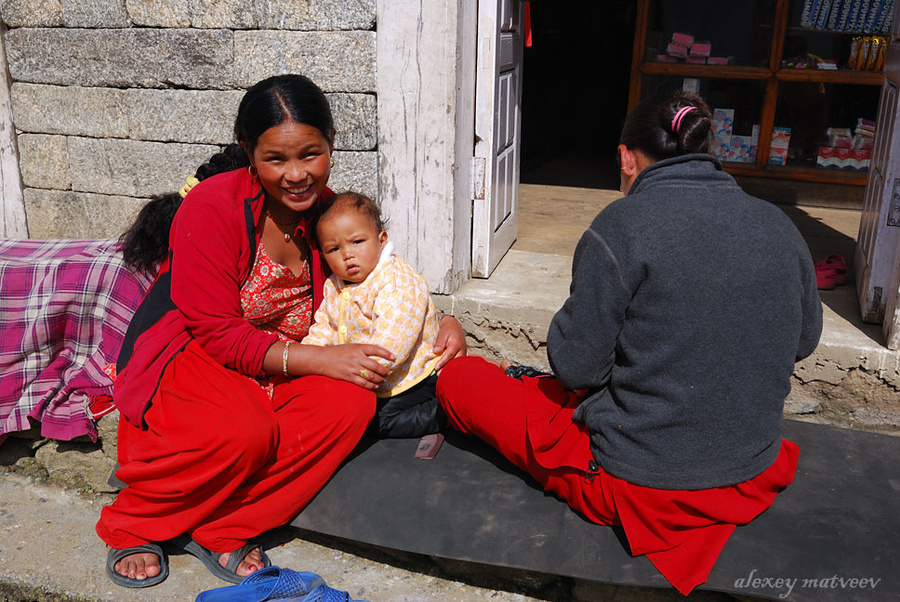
left=114, top=168, right=330, bottom=428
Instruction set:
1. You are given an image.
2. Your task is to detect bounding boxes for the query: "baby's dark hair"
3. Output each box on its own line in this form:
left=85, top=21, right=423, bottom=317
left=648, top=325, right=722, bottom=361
left=317, top=191, right=388, bottom=233
left=619, top=90, right=712, bottom=162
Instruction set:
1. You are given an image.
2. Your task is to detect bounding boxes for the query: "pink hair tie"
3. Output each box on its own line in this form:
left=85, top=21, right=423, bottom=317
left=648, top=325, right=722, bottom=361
left=671, top=105, right=697, bottom=134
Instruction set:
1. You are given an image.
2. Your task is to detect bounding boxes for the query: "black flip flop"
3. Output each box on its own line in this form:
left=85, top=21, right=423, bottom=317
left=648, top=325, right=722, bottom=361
left=105, top=543, right=168, bottom=588
left=171, top=534, right=271, bottom=584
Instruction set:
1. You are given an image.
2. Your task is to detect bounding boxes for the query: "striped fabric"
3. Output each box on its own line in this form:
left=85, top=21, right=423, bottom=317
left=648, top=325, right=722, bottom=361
left=0, top=239, right=152, bottom=442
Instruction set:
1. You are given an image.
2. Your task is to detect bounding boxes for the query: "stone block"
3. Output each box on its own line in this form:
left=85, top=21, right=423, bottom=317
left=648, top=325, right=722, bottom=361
left=234, top=30, right=375, bottom=92
left=10, top=83, right=128, bottom=138
left=24, top=189, right=148, bottom=239
left=127, top=89, right=242, bottom=144
left=190, top=0, right=256, bottom=29
left=61, top=0, right=129, bottom=27
left=18, top=134, right=71, bottom=190
left=328, top=150, right=376, bottom=199
left=125, top=0, right=190, bottom=27
left=330, top=93, right=376, bottom=151
left=67, top=137, right=220, bottom=197
left=5, top=28, right=234, bottom=89
left=0, top=0, right=63, bottom=27
left=256, top=0, right=375, bottom=31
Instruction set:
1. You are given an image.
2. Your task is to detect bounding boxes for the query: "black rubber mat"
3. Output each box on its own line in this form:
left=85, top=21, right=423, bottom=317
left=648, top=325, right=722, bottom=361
left=292, top=419, right=899, bottom=601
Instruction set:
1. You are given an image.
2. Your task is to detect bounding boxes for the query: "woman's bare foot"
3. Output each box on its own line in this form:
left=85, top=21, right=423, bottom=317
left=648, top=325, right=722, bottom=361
left=114, top=551, right=162, bottom=581
left=218, top=546, right=265, bottom=578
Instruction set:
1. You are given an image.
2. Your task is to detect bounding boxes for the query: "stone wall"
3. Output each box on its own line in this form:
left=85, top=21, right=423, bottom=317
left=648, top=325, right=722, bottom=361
left=0, top=0, right=378, bottom=239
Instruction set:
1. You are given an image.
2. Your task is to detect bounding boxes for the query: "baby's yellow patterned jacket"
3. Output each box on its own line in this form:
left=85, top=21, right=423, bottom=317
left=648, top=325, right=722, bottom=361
left=303, top=244, right=442, bottom=397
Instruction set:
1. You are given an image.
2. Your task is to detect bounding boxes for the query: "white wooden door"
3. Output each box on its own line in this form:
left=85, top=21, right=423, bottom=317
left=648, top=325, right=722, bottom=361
left=471, top=0, right=524, bottom=277
left=856, top=2, right=900, bottom=347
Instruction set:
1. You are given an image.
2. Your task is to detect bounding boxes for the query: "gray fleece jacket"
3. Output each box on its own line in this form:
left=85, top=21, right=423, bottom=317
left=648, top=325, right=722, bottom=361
left=547, top=154, right=822, bottom=490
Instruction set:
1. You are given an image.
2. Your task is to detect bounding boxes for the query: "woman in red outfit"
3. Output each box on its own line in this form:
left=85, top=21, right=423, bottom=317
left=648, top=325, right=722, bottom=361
left=98, top=74, right=466, bottom=588
left=437, top=91, right=822, bottom=595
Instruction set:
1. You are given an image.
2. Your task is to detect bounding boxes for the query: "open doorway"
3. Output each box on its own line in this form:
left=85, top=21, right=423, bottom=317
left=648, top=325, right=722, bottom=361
left=515, top=1, right=636, bottom=257
left=519, top=1, right=636, bottom=191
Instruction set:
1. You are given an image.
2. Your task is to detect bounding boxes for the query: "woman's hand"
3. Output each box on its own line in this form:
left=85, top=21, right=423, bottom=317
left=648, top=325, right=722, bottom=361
left=308, top=343, right=394, bottom=390
left=267, top=341, right=394, bottom=390
left=433, top=315, right=467, bottom=370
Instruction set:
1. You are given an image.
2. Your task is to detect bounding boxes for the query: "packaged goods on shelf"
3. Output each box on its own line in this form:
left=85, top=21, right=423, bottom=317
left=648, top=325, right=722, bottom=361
left=689, top=41, right=712, bottom=57
left=817, top=146, right=871, bottom=170
left=712, top=108, right=735, bottom=160
left=849, top=35, right=888, bottom=70
left=768, top=126, right=791, bottom=166
left=728, top=125, right=760, bottom=164
left=826, top=127, right=853, bottom=148
left=801, top=0, right=895, bottom=34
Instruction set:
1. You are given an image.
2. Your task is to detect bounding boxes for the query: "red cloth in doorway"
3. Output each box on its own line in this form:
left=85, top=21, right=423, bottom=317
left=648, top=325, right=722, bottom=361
left=524, top=2, right=533, bottom=47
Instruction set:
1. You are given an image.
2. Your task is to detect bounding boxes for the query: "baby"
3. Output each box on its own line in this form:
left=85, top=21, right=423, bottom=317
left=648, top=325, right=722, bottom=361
left=302, top=192, right=445, bottom=438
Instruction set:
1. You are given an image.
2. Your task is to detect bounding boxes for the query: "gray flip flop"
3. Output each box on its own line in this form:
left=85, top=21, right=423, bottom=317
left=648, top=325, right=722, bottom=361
left=106, top=542, right=168, bottom=588
left=171, top=534, right=271, bottom=584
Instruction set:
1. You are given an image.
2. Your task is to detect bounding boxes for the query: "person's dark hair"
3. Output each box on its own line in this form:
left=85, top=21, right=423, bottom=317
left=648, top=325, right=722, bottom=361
left=121, top=74, right=334, bottom=274
left=317, top=191, right=388, bottom=234
left=120, top=143, right=248, bottom=273
left=236, top=74, right=334, bottom=152
left=619, top=90, right=712, bottom=162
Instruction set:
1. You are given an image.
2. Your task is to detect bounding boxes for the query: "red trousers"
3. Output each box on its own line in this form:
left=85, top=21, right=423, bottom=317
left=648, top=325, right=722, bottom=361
left=96, top=341, right=375, bottom=553
left=436, top=356, right=798, bottom=595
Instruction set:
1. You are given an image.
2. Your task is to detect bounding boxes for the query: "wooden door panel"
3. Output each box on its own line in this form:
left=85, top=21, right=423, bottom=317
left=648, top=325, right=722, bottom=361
left=472, top=0, right=523, bottom=277
left=856, top=1, right=900, bottom=345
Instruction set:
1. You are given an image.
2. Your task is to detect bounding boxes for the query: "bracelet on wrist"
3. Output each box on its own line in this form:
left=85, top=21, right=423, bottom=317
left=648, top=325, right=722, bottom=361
left=282, top=340, right=292, bottom=377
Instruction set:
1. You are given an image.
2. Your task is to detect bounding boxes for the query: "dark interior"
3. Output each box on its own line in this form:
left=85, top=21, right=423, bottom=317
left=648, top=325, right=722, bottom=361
left=520, top=0, right=637, bottom=191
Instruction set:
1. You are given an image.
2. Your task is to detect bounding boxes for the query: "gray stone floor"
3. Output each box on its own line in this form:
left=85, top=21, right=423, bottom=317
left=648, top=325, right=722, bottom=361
left=0, top=473, right=753, bottom=602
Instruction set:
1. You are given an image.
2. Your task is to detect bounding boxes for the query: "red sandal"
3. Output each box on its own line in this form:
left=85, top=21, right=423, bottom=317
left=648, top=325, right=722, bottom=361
left=815, top=254, right=847, bottom=290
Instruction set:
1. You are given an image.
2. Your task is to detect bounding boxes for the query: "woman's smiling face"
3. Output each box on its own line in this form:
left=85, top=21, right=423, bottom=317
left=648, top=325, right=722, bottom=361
left=247, top=120, right=332, bottom=215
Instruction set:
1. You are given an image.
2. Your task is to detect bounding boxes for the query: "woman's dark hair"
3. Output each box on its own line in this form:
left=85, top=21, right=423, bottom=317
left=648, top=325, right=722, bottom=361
left=121, top=74, right=334, bottom=273
left=236, top=74, right=334, bottom=152
left=619, top=90, right=712, bottom=162
left=317, top=191, right=388, bottom=233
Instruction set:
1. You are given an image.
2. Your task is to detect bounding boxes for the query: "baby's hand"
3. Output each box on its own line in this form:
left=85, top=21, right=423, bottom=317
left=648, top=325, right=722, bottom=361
left=433, top=315, right=467, bottom=370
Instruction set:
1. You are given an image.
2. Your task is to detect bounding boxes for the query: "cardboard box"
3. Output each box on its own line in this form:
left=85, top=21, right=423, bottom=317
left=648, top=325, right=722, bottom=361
left=817, top=146, right=835, bottom=169
left=672, top=32, right=694, bottom=46
left=667, top=42, right=688, bottom=58
left=712, top=108, right=735, bottom=160
left=768, top=126, right=791, bottom=165
left=850, top=148, right=871, bottom=170
left=833, top=147, right=852, bottom=169
left=729, top=135, right=753, bottom=163
left=768, top=146, right=789, bottom=165
left=690, top=41, right=712, bottom=57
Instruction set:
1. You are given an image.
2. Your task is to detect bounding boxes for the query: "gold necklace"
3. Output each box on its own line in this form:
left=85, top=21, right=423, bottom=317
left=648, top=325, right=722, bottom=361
left=267, top=211, right=300, bottom=242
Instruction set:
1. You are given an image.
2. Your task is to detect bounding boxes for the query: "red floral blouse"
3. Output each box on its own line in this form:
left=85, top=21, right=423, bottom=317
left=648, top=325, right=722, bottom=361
left=240, top=242, right=314, bottom=342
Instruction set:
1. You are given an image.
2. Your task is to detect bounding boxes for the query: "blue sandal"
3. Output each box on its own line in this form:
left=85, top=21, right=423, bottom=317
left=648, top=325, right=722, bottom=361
left=172, top=534, right=271, bottom=584
left=105, top=543, right=168, bottom=588
left=195, top=567, right=366, bottom=601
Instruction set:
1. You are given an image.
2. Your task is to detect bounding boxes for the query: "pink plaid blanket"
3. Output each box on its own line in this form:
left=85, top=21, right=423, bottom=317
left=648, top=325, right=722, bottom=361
left=0, top=239, right=153, bottom=442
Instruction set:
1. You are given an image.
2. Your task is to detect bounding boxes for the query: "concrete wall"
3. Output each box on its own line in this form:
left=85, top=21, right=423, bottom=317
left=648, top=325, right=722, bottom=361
left=0, top=0, right=378, bottom=239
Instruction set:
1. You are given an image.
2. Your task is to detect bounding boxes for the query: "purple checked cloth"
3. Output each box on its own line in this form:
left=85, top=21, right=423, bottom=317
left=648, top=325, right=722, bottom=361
left=0, top=239, right=153, bottom=442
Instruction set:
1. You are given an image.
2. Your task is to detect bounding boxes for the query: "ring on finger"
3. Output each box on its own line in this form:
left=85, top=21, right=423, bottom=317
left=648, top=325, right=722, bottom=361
left=359, top=368, right=370, bottom=379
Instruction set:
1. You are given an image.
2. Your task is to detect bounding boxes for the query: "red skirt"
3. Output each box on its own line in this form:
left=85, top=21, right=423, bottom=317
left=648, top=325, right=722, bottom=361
left=97, top=341, right=376, bottom=553
left=437, top=356, right=798, bottom=595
